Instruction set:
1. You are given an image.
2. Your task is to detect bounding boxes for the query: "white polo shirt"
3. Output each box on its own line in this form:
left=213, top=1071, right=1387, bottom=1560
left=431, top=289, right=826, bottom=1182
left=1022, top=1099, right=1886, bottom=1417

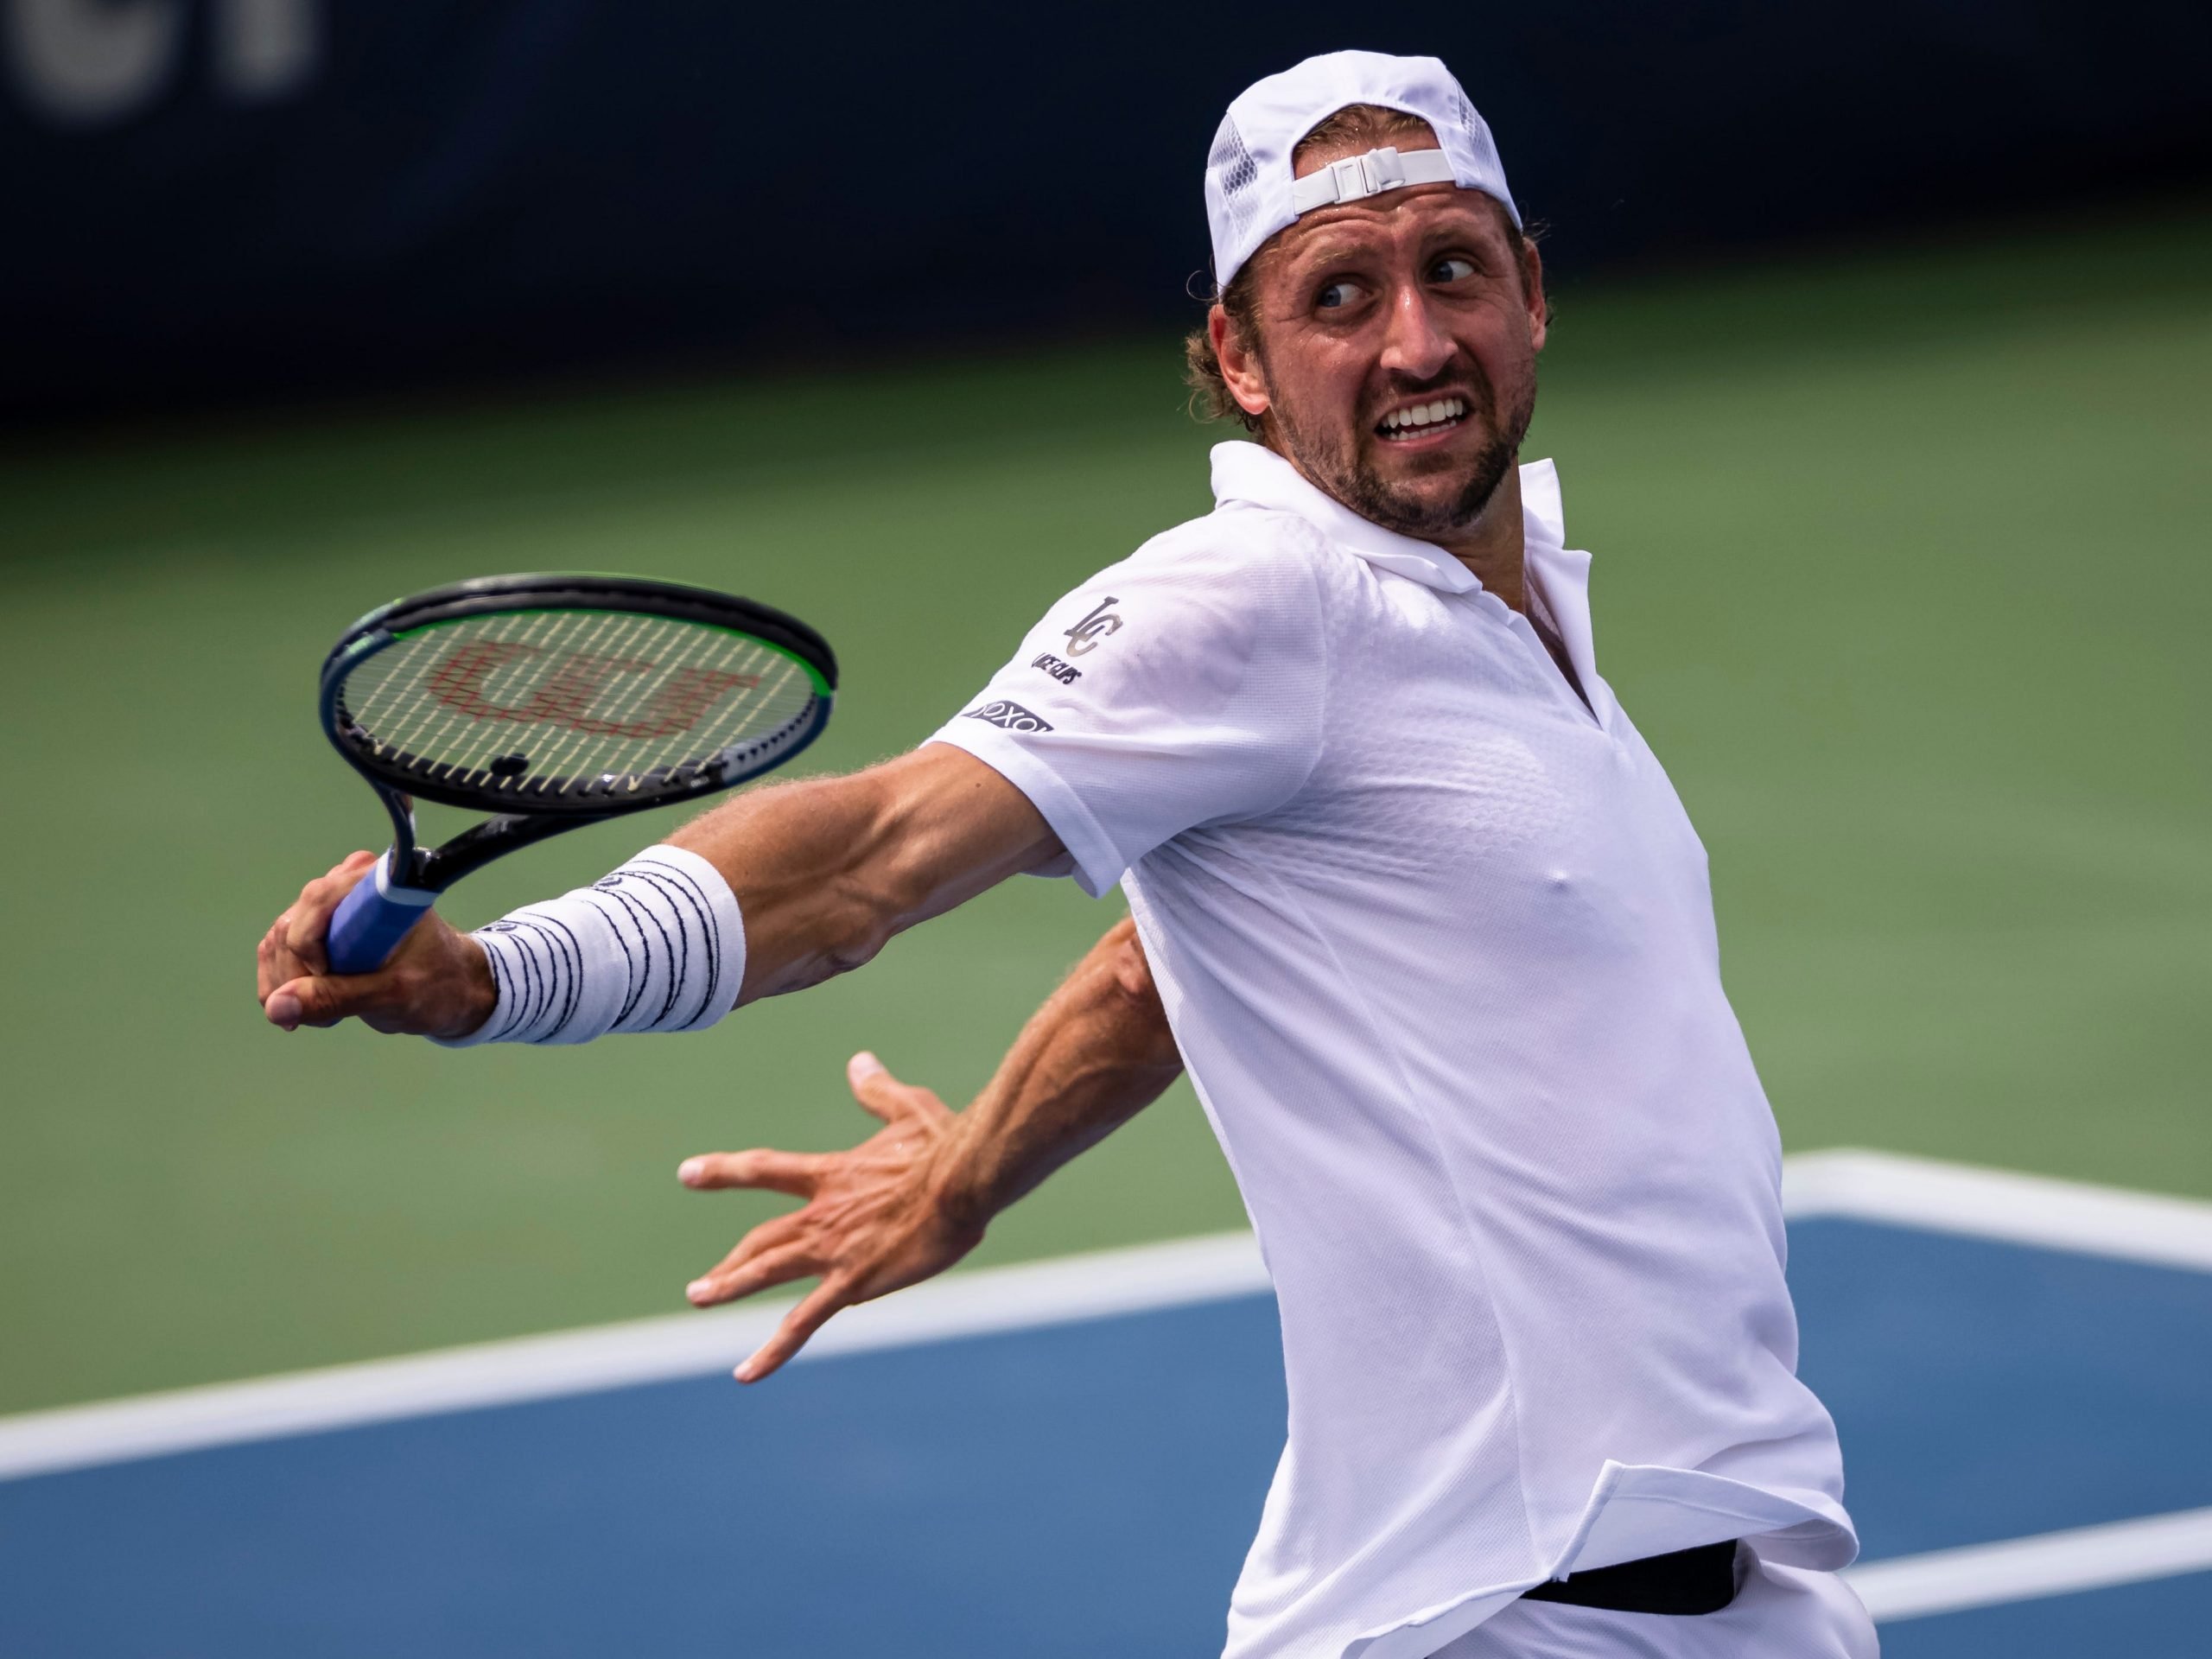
left=929, top=441, right=1856, bottom=1659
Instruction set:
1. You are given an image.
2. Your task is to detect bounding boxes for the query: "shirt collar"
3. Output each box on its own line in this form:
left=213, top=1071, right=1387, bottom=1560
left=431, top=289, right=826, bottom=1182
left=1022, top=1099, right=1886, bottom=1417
left=1211, top=440, right=1479, bottom=592
left=1208, top=440, right=1602, bottom=685
left=1518, top=458, right=1601, bottom=695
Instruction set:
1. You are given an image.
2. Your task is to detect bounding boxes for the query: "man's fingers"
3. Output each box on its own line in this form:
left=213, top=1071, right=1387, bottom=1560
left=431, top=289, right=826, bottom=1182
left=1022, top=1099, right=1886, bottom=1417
left=256, top=926, right=283, bottom=1002
left=677, top=1149, right=824, bottom=1196
left=847, top=1050, right=921, bottom=1122
left=258, top=912, right=319, bottom=1002
left=278, top=852, right=379, bottom=975
left=736, top=1274, right=853, bottom=1383
left=701, top=1211, right=805, bottom=1277
left=685, top=1241, right=817, bottom=1308
left=257, top=853, right=377, bottom=1008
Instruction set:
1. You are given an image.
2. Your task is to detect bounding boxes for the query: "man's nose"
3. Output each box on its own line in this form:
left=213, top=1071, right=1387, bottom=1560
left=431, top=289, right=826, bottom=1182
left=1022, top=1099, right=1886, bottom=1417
left=1378, top=283, right=1454, bottom=382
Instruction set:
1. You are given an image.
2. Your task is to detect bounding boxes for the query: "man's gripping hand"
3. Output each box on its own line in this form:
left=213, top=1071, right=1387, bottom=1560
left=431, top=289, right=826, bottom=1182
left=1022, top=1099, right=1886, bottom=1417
left=677, top=1052, right=988, bottom=1383
left=256, top=851, right=496, bottom=1039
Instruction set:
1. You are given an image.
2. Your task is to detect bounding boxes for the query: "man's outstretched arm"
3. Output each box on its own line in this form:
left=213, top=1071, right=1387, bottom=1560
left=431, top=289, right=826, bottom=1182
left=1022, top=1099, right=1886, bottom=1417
left=257, top=745, right=1060, bottom=1035
left=678, top=915, right=1184, bottom=1381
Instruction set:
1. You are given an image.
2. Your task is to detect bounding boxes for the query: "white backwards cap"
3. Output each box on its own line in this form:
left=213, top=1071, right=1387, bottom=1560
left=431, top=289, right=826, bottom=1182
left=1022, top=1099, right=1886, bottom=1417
left=1205, top=50, right=1520, bottom=289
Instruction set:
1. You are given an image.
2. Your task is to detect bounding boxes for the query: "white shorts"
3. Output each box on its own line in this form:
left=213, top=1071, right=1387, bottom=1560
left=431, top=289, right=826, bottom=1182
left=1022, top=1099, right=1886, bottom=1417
left=1428, top=1552, right=1879, bottom=1659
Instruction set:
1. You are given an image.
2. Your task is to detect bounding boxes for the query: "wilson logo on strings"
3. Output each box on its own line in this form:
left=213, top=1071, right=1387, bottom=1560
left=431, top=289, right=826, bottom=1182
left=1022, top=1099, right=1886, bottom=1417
left=424, top=641, right=760, bottom=739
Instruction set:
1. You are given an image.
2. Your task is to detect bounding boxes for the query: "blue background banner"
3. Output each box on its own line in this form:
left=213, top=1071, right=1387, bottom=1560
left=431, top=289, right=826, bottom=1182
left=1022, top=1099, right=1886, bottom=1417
left=4, top=1, right=2209, bottom=414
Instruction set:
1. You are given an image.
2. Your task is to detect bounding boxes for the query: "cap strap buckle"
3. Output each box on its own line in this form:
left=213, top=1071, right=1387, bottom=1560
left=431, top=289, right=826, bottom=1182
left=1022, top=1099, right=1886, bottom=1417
left=1289, top=145, right=1457, bottom=215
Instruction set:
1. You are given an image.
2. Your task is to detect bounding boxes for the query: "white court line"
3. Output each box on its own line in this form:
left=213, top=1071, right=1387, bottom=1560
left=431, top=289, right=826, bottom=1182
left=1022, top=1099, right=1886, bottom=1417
left=3, top=1148, right=2208, bottom=1493
left=1783, top=1148, right=2212, bottom=1271
left=1843, top=1506, right=2212, bottom=1623
left=0, top=1231, right=1267, bottom=1484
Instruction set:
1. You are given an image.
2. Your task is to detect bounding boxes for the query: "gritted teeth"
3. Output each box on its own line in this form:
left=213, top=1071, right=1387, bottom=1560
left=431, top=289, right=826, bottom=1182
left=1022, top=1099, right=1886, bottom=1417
left=1377, top=396, right=1470, bottom=435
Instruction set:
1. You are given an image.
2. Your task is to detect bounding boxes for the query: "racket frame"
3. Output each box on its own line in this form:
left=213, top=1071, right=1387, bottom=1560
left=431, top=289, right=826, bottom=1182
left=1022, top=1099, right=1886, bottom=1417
left=315, top=573, right=835, bottom=968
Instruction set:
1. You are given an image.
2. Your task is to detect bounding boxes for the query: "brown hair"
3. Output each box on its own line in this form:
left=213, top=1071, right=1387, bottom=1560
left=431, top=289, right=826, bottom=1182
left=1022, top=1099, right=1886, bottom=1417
left=1184, top=104, right=1529, bottom=431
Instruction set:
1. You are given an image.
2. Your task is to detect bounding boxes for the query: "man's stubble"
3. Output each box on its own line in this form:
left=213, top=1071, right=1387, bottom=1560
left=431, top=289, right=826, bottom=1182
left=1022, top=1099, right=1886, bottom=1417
left=1264, top=353, right=1537, bottom=544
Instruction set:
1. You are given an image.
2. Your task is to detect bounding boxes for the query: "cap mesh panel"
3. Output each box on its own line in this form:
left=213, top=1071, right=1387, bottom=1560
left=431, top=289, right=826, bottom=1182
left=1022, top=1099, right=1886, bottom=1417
left=1452, top=91, right=1516, bottom=223
left=1207, top=114, right=1260, bottom=271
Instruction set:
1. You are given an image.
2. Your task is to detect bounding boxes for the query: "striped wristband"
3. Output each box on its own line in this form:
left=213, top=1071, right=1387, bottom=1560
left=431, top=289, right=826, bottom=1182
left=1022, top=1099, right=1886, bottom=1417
left=435, top=845, right=745, bottom=1046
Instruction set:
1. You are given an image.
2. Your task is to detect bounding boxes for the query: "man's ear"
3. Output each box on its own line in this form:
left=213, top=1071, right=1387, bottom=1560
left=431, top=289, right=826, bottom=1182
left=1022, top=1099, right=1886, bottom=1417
left=1210, top=304, right=1270, bottom=420
left=1520, top=235, right=1548, bottom=354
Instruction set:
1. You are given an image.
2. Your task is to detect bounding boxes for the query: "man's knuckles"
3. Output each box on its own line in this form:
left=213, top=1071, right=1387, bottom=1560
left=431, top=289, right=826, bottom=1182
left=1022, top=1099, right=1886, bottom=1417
left=298, top=855, right=372, bottom=910
left=282, top=912, right=327, bottom=957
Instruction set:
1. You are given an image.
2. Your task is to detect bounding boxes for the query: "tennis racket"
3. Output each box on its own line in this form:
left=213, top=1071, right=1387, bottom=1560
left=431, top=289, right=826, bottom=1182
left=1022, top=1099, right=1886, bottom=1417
left=319, top=573, right=836, bottom=975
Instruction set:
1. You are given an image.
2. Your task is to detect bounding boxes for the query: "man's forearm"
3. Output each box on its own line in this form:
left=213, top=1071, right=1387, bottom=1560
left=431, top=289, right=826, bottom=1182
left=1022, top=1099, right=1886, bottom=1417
left=259, top=744, right=1062, bottom=1039
left=668, top=745, right=1061, bottom=1006
left=931, top=917, right=1185, bottom=1230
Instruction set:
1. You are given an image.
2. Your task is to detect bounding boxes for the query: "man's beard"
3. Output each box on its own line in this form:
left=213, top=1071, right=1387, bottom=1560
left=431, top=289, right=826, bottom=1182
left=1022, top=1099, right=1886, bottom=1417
left=1269, top=365, right=1537, bottom=543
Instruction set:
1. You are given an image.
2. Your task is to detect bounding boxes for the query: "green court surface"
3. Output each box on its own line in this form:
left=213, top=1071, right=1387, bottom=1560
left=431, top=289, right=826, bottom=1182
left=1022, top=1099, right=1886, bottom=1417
left=2, top=207, right=2205, bottom=1416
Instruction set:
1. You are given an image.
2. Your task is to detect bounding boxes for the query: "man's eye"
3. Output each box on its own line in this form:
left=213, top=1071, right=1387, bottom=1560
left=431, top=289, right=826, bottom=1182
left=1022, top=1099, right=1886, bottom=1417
left=1430, top=256, right=1478, bottom=283
left=1316, top=280, right=1357, bottom=310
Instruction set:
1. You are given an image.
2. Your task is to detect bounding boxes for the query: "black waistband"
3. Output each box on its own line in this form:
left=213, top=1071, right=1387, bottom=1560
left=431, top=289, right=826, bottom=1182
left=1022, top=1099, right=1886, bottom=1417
left=1518, top=1540, right=1740, bottom=1616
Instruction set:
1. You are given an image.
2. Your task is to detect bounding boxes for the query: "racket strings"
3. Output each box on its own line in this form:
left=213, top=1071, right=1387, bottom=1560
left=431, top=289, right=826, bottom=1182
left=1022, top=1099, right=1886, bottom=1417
left=524, top=616, right=799, bottom=792
left=340, top=611, right=814, bottom=797
left=404, top=605, right=567, bottom=781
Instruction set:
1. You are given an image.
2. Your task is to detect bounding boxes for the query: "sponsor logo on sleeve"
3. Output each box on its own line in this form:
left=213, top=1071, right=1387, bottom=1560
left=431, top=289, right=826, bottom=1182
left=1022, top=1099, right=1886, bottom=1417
left=1030, top=652, right=1082, bottom=685
left=962, top=699, right=1054, bottom=732
left=1062, top=597, right=1122, bottom=656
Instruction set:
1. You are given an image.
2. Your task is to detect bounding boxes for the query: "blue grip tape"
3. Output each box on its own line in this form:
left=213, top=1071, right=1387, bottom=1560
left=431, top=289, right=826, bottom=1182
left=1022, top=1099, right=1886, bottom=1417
left=326, top=853, right=438, bottom=975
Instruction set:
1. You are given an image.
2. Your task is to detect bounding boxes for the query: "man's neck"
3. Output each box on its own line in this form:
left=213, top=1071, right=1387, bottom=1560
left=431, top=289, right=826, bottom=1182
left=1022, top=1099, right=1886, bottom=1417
left=1436, top=461, right=1528, bottom=613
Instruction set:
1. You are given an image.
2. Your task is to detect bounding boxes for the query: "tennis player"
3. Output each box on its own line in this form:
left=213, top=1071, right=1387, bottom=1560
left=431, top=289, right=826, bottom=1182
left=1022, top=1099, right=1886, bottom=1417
left=258, top=50, right=1876, bottom=1659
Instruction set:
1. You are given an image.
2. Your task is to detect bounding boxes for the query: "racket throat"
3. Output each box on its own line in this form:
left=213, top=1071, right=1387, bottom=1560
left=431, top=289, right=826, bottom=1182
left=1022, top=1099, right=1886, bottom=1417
left=416, top=810, right=613, bottom=890
left=371, top=849, right=442, bottom=907
left=372, top=779, right=428, bottom=887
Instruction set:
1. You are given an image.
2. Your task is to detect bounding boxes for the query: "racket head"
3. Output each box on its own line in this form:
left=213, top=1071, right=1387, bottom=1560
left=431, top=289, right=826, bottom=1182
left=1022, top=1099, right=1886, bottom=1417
left=320, top=574, right=836, bottom=821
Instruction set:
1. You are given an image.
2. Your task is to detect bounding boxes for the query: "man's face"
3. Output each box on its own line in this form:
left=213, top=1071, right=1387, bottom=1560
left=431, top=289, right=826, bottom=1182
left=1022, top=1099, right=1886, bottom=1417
left=1215, top=136, right=1547, bottom=543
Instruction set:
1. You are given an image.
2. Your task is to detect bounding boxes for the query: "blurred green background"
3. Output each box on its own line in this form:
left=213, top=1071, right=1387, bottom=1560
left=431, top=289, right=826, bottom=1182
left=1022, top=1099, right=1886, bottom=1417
left=3, top=207, right=2206, bottom=1416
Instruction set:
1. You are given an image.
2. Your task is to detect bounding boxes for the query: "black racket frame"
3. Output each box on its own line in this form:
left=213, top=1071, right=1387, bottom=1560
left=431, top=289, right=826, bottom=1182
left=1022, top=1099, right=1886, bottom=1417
left=318, top=573, right=837, bottom=893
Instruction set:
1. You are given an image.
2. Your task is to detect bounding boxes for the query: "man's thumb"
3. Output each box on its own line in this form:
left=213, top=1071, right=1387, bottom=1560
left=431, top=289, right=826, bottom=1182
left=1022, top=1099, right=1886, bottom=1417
left=848, top=1050, right=911, bottom=1119
left=266, top=975, right=356, bottom=1031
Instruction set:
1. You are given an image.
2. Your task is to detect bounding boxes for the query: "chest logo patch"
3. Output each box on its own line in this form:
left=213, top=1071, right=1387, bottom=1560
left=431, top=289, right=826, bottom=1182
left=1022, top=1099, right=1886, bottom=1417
left=1063, top=597, right=1122, bottom=656
left=963, top=699, right=1054, bottom=733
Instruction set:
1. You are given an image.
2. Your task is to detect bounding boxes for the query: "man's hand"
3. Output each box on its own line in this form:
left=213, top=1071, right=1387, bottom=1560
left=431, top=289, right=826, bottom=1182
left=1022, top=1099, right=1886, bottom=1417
left=678, top=1052, right=988, bottom=1382
left=677, top=918, right=1179, bottom=1382
left=256, top=851, right=497, bottom=1039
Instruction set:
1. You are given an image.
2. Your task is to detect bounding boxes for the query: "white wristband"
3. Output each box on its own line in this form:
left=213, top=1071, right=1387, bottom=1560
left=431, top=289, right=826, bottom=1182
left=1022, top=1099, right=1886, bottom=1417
left=436, top=845, right=745, bottom=1046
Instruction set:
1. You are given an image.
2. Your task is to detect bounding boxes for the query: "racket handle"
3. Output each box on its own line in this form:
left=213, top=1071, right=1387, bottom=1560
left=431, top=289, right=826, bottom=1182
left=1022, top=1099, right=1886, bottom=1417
left=327, top=851, right=440, bottom=975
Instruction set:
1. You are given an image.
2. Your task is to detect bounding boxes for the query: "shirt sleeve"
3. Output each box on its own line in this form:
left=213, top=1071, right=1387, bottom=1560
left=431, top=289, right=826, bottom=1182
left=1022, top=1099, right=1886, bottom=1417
left=926, top=522, right=1328, bottom=898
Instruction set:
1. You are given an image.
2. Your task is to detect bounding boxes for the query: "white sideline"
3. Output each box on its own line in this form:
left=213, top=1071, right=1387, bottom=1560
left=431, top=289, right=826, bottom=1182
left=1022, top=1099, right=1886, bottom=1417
left=1781, top=1148, right=2212, bottom=1271
left=3, top=1147, right=2209, bottom=1505
left=0, top=1231, right=1268, bottom=1484
left=1843, top=1506, right=2212, bottom=1623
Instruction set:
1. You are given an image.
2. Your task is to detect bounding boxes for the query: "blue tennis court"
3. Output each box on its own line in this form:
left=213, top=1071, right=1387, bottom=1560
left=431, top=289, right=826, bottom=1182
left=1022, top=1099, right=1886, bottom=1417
left=3, top=1155, right=2207, bottom=1656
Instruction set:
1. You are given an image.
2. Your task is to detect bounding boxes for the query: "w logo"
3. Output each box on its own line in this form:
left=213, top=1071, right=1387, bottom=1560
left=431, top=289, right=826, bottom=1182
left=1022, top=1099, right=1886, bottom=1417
left=1063, top=596, right=1122, bottom=656
left=424, top=640, right=760, bottom=739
